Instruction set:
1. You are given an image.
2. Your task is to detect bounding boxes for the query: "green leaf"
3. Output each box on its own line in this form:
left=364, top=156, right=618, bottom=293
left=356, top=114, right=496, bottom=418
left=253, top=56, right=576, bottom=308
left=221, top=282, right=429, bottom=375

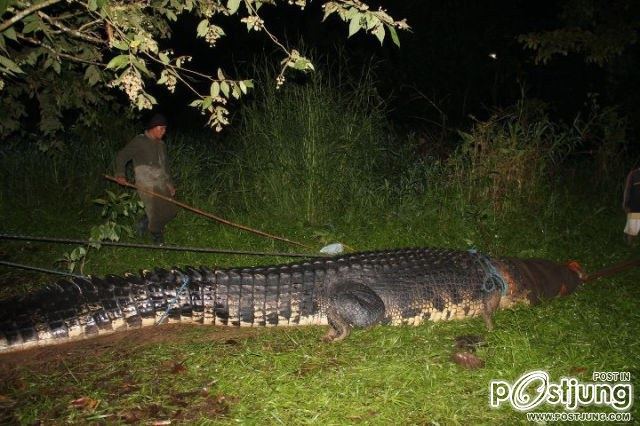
left=159, top=52, right=170, bottom=64
left=220, top=81, right=229, bottom=98
left=227, top=0, right=241, bottom=14
left=196, top=19, right=209, bottom=38
left=373, top=24, right=385, bottom=45
left=87, top=0, right=97, bottom=11
left=210, top=81, right=220, bottom=98
left=22, top=17, right=41, bottom=34
left=84, top=65, right=101, bottom=86
left=3, top=26, right=17, bottom=42
left=292, top=57, right=314, bottom=72
left=0, top=54, right=23, bottom=74
left=365, top=13, right=377, bottom=30
left=165, top=10, right=177, bottom=21
left=388, top=25, right=400, bottom=47
left=322, top=3, right=337, bottom=21
left=348, top=16, right=361, bottom=38
left=106, top=54, right=129, bottom=70
left=131, top=57, right=152, bottom=77
left=0, top=0, right=10, bottom=15
left=231, top=83, right=241, bottom=99
left=111, top=40, right=129, bottom=51
left=189, top=99, right=202, bottom=107
left=90, top=226, right=101, bottom=240
left=202, top=96, right=212, bottom=109
left=243, top=79, right=254, bottom=89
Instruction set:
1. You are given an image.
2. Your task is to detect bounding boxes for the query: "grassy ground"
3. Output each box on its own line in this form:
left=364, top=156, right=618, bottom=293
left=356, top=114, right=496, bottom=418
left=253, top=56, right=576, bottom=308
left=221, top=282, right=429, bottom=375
left=1, top=173, right=638, bottom=424
left=0, top=271, right=638, bottom=424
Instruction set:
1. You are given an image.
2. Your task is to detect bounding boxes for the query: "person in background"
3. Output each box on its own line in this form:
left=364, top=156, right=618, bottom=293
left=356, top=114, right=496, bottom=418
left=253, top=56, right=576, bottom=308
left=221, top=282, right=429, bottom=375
left=622, top=166, right=640, bottom=246
left=114, top=113, right=177, bottom=245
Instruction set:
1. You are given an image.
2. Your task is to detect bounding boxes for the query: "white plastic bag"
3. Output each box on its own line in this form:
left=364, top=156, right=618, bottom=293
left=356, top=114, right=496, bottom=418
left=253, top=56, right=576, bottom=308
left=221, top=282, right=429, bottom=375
left=319, top=242, right=344, bottom=255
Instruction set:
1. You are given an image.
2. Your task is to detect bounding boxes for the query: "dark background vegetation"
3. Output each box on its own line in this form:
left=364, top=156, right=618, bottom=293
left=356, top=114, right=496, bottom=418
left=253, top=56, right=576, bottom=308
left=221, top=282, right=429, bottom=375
left=163, top=0, right=640, bottom=143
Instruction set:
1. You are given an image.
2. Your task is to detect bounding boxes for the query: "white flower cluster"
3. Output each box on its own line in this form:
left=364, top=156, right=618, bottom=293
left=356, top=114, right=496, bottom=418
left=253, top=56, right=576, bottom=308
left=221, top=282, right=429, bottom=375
left=0, top=78, right=4, bottom=91
left=200, top=1, right=227, bottom=18
left=117, top=68, right=143, bottom=101
left=205, top=25, right=225, bottom=46
left=159, top=70, right=177, bottom=93
left=288, top=0, right=306, bottom=9
left=109, top=6, right=132, bottom=31
left=276, top=74, right=285, bottom=89
left=176, top=56, right=192, bottom=68
left=137, top=32, right=158, bottom=53
left=241, top=15, right=264, bottom=31
left=208, top=105, right=229, bottom=132
left=136, top=93, right=153, bottom=110
left=213, top=95, right=227, bottom=105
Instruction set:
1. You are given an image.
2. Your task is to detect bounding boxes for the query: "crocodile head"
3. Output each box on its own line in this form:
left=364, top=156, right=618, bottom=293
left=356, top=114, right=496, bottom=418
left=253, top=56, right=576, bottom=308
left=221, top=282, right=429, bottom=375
left=496, top=258, right=583, bottom=308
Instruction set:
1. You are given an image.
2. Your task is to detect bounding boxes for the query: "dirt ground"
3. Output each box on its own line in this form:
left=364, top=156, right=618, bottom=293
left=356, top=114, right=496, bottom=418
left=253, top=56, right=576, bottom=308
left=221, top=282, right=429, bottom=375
left=0, top=324, right=257, bottom=371
left=0, top=325, right=261, bottom=423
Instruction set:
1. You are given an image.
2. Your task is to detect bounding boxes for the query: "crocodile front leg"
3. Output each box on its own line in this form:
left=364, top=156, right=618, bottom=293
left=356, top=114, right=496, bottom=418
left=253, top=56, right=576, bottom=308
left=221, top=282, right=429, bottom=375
left=482, top=290, right=501, bottom=331
left=323, top=282, right=385, bottom=342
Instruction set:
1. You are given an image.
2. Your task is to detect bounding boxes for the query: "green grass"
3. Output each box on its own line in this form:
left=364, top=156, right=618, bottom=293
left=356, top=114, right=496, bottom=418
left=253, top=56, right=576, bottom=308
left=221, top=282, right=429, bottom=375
left=0, top=68, right=638, bottom=424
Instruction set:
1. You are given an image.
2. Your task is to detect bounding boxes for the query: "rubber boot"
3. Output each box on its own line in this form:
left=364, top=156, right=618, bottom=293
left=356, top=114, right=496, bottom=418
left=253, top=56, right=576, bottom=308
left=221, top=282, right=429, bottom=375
left=152, top=232, right=164, bottom=246
left=624, top=233, right=637, bottom=247
left=136, top=216, right=149, bottom=236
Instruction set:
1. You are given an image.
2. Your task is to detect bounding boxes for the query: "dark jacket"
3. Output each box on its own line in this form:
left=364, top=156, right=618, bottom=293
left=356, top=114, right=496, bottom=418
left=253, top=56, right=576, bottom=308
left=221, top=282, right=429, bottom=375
left=623, top=169, right=640, bottom=213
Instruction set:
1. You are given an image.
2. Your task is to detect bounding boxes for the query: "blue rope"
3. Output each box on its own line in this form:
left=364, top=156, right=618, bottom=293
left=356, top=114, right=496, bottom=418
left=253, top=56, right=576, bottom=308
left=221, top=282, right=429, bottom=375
left=155, top=274, right=191, bottom=326
left=468, top=249, right=508, bottom=295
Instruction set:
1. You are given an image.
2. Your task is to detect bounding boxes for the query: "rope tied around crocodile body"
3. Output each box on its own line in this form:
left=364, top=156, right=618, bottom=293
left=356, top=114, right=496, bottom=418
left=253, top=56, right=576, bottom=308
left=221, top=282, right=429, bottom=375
left=468, top=249, right=508, bottom=295
left=155, top=273, right=191, bottom=326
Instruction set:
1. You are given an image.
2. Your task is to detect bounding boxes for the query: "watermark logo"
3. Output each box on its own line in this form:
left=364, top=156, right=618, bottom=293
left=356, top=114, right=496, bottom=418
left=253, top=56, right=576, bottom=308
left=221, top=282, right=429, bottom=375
left=490, top=370, right=633, bottom=412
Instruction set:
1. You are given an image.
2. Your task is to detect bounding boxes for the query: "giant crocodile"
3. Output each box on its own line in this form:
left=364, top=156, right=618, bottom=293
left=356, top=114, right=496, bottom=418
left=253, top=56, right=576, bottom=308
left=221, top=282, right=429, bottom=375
left=0, top=248, right=584, bottom=353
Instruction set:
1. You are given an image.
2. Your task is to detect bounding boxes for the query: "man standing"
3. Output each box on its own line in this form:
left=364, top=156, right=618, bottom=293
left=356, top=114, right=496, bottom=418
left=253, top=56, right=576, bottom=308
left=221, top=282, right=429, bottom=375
left=114, top=113, right=177, bottom=245
left=623, top=166, right=640, bottom=246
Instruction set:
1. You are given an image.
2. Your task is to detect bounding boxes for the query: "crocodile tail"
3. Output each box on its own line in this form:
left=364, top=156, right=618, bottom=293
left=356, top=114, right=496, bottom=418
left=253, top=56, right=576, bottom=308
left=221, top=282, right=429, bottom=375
left=0, top=269, right=199, bottom=353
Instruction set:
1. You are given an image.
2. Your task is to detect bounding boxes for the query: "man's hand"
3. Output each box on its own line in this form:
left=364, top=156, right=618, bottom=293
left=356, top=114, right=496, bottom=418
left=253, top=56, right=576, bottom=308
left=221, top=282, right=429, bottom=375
left=115, top=176, right=128, bottom=186
left=167, top=184, right=176, bottom=197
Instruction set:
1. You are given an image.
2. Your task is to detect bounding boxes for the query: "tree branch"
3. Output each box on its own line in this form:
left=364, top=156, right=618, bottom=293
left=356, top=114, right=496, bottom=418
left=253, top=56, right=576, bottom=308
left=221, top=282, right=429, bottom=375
left=78, top=19, right=102, bottom=32
left=37, top=11, right=106, bottom=45
left=243, top=0, right=289, bottom=55
left=18, top=34, right=105, bottom=67
left=0, top=0, right=63, bottom=33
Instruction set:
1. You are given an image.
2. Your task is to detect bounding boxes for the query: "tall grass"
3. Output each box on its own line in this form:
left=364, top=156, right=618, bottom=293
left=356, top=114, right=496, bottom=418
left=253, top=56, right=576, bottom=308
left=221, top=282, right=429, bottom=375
left=220, top=63, right=404, bottom=226
left=0, top=61, right=629, bottom=259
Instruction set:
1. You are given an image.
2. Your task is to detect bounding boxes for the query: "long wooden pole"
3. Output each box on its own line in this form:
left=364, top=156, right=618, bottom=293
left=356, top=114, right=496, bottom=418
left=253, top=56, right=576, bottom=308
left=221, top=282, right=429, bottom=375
left=105, top=175, right=312, bottom=250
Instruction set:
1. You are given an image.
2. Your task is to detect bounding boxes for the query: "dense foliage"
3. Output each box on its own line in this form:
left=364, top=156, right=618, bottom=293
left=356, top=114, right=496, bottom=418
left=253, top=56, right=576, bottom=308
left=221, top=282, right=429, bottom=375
left=519, top=0, right=640, bottom=65
left=0, top=0, right=407, bottom=140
